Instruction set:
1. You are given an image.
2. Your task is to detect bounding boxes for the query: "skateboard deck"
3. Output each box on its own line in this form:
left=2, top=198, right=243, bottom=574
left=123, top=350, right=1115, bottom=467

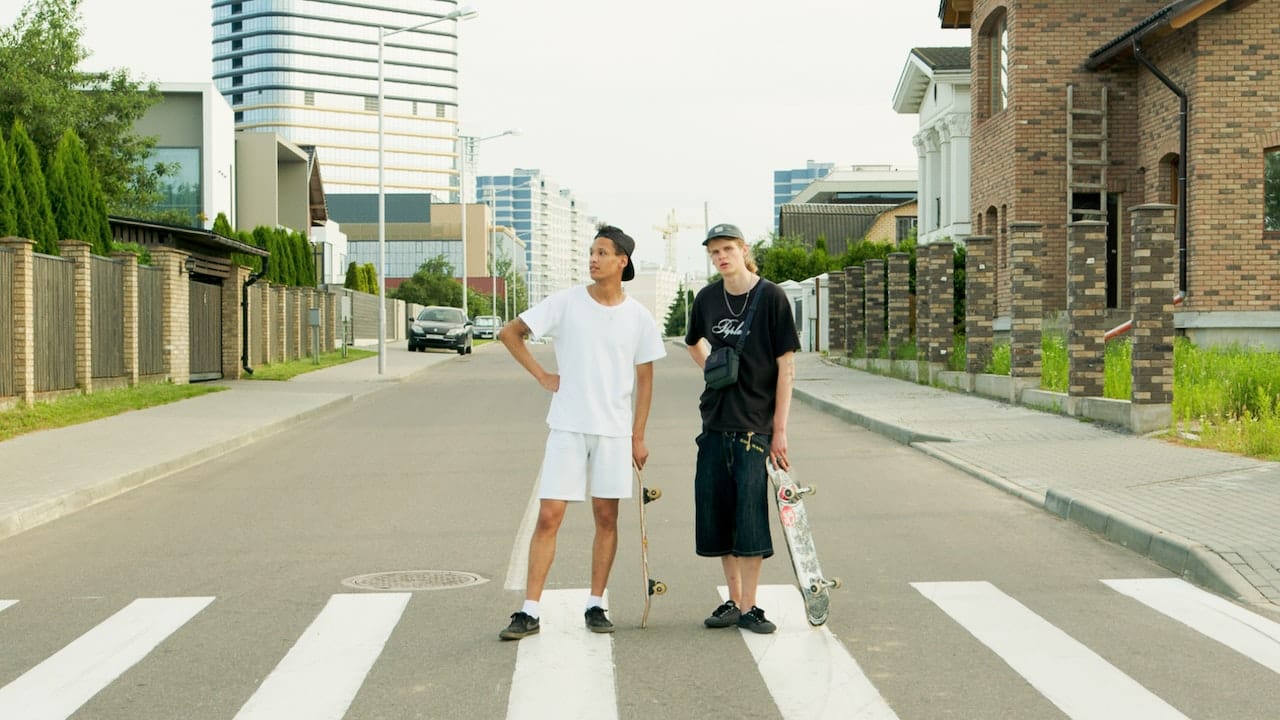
left=636, top=465, right=667, bottom=628
left=767, top=458, right=840, bottom=626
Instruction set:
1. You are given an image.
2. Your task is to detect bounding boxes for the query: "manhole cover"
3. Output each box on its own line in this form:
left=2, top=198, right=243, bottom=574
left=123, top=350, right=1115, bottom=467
left=341, top=570, right=489, bottom=591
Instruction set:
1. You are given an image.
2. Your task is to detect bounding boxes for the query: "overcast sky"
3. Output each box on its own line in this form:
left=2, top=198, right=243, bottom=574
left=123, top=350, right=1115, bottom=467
left=0, top=0, right=966, bottom=275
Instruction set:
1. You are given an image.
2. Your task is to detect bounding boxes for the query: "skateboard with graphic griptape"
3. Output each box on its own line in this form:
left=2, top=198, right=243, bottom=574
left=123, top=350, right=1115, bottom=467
left=767, top=457, right=841, bottom=626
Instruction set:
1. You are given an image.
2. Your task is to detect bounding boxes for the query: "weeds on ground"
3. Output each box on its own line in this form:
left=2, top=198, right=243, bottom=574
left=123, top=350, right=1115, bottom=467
left=245, top=348, right=377, bottom=381
left=0, top=383, right=224, bottom=442
left=985, top=342, right=1011, bottom=375
left=1173, top=338, right=1280, bottom=460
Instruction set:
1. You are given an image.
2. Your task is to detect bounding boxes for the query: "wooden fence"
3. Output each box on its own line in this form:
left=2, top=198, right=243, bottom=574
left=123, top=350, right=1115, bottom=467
left=138, top=265, right=164, bottom=376
left=33, top=254, right=75, bottom=393
left=91, top=256, right=125, bottom=379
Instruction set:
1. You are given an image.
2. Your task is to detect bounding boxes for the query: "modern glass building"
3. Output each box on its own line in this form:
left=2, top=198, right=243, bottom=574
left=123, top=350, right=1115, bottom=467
left=773, top=160, right=834, bottom=230
left=477, top=169, right=596, bottom=304
left=211, top=0, right=464, bottom=200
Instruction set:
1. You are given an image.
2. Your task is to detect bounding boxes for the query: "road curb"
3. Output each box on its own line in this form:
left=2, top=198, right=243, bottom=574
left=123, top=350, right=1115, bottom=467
left=1043, top=490, right=1267, bottom=605
left=0, top=393, right=355, bottom=544
left=794, top=384, right=1272, bottom=608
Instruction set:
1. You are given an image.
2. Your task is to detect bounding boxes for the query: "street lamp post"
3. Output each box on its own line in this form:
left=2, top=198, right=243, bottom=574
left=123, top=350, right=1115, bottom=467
left=376, top=5, right=477, bottom=375
left=458, top=129, right=518, bottom=319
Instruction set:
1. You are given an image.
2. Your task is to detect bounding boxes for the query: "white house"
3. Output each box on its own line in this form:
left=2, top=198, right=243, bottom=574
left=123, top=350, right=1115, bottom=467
left=892, top=47, right=972, bottom=246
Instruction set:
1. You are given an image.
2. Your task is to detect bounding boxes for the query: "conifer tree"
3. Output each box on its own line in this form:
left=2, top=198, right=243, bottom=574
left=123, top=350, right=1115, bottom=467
left=47, top=129, right=110, bottom=254
left=0, top=131, right=16, bottom=236
left=8, top=120, right=58, bottom=253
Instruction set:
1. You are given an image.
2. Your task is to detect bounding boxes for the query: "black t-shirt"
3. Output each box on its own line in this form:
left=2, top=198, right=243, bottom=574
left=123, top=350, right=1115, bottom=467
left=685, top=278, right=801, bottom=433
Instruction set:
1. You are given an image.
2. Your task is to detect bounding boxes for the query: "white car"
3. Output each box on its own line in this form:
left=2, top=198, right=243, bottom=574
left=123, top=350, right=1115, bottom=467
left=473, top=315, right=503, bottom=339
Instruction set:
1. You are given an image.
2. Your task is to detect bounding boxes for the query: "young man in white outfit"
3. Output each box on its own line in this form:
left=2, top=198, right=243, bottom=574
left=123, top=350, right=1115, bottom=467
left=498, top=224, right=667, bottom=639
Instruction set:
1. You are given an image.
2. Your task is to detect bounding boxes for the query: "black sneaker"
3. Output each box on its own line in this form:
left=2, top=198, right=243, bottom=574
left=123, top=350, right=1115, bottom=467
left=704, top=600, right=741, bottom=628
left=584, top=606, right=615, bottom=633
left=737, top=606, right=777, bottom=634
left=499, top=611, right=540, bottom=640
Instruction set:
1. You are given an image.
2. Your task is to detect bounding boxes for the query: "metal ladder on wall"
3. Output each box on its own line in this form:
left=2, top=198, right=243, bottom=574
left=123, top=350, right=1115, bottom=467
left=1066, top=84, right=1109, bottom=223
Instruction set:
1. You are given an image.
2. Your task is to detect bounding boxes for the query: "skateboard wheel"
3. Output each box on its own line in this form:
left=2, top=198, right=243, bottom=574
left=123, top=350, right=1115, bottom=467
left=799, top=484, right=816, bottom=497
left=831, top=577, right=843, bottom=589
left=644, top=487, right=662, bottom=503
left=650, top=580, right=667, bottom=596
left=780, top=486, right=796, bottom=502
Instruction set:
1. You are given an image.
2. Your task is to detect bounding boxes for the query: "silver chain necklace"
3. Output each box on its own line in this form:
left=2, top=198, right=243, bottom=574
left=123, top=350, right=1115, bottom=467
left=723, top=283, right=750, bottom=318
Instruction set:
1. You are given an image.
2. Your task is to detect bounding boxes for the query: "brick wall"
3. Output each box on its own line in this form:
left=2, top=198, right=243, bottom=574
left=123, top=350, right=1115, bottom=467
left=1067, top=221, right=1108, bottom=397
left=965, top=236, right=996, bottom=372
left=865, top=260, right=886, bottom=356
left=845, top=267, right=866, bottom=356
left=1130, top=205, right=1178, bottom=405
left=887, top=253, right=911, bottom=356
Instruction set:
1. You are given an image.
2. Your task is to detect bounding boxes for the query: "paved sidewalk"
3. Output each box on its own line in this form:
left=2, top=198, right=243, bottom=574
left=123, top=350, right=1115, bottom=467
left=791, top=353, right=1280, bottom=610
left=3, top=344, right=1277, bottom=612
left=0, top=344, right=455, bottom=542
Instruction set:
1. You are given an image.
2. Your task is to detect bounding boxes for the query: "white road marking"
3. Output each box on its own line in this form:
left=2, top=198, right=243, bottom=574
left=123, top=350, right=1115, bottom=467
left=1104, top=578, right=1280, bottom=674
left=0, top=599, right=15, bottom=614
left=234, top=592, right=410, bottom=720
left=721, top=585, right=899, bottom=720
left=505, top=473, right=542, bottom=590
left=507, top=589, right=617, bottom=720
left=0, top=596, right=213, bottom=720
left=913, top=581, right=1188, bottom=720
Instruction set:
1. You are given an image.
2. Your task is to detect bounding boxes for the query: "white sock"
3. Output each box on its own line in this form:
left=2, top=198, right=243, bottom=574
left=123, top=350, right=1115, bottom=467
left=521, top=600, right=540, bottom=619
left=586, top=595, right=603, bottom=611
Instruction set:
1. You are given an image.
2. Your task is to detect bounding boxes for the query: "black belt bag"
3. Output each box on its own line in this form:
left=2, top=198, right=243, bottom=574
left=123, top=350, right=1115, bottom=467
left=703, top=280, right=765, bottom=390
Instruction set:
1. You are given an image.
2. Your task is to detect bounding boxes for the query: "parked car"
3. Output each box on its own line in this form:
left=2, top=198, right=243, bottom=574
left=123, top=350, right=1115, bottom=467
left=408, top=306, right=473, bottom=354
left=473, top=315, right=503, bottom=339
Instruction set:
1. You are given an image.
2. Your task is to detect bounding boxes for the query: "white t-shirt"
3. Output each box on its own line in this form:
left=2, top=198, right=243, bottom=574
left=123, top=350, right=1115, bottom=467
left=520, top=285, right=667, bottom=437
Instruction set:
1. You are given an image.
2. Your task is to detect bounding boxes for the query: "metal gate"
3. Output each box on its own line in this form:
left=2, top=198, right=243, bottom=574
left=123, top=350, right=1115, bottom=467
left=188, top=278, right=223, bottom=381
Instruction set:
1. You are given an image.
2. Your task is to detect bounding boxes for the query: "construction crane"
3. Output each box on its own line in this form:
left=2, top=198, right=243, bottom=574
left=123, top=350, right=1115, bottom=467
left=652, top=209, right=701, bottom=271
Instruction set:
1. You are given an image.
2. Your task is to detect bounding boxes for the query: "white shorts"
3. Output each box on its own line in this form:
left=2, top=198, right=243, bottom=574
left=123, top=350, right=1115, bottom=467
left=537, top=430, right=633, bottom=501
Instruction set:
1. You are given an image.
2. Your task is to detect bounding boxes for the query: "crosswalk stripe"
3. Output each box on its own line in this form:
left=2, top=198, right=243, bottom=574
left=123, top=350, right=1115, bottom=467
left=0, top=600, right=15, bottom=614
left=507, top=589, right=617, bottom=720
left=234, top=592, right=410, bottom=720
left=722, top=585, right=899, bottom=720
left=913, top=581, right=1187, bottom=720
left=0, top=596, right=213, bottom=720
left=1103, top=578, right=1280, bottom=674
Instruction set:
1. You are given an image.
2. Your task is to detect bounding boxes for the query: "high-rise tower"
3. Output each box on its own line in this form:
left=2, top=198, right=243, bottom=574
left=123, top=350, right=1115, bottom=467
left=212, top=1, right=464, bottom=200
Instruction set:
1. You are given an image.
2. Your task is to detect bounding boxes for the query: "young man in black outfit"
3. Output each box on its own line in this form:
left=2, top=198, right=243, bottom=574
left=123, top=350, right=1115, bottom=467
left=683, top=223, right=800, bottom=634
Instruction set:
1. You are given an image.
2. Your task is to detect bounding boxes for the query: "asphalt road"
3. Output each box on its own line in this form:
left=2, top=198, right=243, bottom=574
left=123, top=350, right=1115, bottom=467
left=1, top=344, right=1277, bottom=719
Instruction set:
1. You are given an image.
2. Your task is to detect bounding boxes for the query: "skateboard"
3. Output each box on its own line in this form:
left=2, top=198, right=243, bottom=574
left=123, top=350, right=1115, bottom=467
left=767, top=457, right=841, bottom=626
left=635, top=464, right=667, bottom=628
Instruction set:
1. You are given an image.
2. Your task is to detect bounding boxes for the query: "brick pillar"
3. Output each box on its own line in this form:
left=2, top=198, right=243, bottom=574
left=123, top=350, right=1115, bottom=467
left=928, top=242, right=955, bottom=364
left=2, top=238, right=35, bottom=404
left=1067, top=221, right=1108, bottom=397
left=324, top=290, right=337, bottom=352
left=827, top=270, right=847, bottom=353
left=60, top=240, right=93, bottom=393
left=886, top=252, right=911, bottom=358
left=273, top=285, right=287, bottom=362
left=293, top=288, right=304, bottom=360
left=255, top=282, right=270, bottom=365
left=1008, top=222, right=1044, bottom=379
left=153, top=249, right=190, bottom=385
left=222, top=265, right=248, bottom=380
left=864, top=259, right=886, bottom=357
left=1130, top=204, right=1178, bottom=407
left=964, top=236, right=996, bottom=373
left=111, top=251, right=140, bottom=387
left=845, top=267, right=865, bottom=357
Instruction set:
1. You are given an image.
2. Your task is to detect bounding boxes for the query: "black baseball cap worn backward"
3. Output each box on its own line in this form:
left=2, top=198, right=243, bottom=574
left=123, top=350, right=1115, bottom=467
left=704, top=223, right=745, bottom=245
left=595, top=224, right=636, bottom=281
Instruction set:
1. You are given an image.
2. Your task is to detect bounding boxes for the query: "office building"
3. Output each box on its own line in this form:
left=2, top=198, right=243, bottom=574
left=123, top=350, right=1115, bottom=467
left=212, top=0, right=464, bottom=200
left=774, top=161, right=834, bottom=230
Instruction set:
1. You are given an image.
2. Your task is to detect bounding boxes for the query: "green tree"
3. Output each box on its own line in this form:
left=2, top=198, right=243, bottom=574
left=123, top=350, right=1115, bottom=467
left=0, top=131, right=16, bottom=236
left=47, top=129, right=111, bottom=254
left=0, top=0, right=163, bottom=209
left=344, top=261, right=362, bottom=292
left=362, top=263, right=379, bottom=296
left=8, top=120, right=58, bottom=253
left=664, top=284, right=693, bottom=336
left=392, top=256, right=460, bottom=307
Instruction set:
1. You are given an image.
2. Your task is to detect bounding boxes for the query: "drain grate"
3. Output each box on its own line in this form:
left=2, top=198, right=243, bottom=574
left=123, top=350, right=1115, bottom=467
left=341, top=570, right=489, bottom=591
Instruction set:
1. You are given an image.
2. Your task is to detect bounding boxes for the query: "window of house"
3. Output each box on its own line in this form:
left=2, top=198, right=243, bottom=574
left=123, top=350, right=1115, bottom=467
left=1266, top=148, right=1280, bottom=231
left=304, top=90, right=315, bottom=106
left=896, top=216, right=918, bottom=242
left=991, top=13, right=1009, bottom=114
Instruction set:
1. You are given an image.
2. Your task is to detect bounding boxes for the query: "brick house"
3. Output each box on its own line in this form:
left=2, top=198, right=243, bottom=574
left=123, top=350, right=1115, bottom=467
left=940, top=0, right=1279, bottom=347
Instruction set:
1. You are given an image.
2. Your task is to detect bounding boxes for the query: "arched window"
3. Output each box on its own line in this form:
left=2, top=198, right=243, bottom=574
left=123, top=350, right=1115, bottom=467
left=990, top=12, right=1009, bottom=114
left=1265, top=147, right=1280, bottom=232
